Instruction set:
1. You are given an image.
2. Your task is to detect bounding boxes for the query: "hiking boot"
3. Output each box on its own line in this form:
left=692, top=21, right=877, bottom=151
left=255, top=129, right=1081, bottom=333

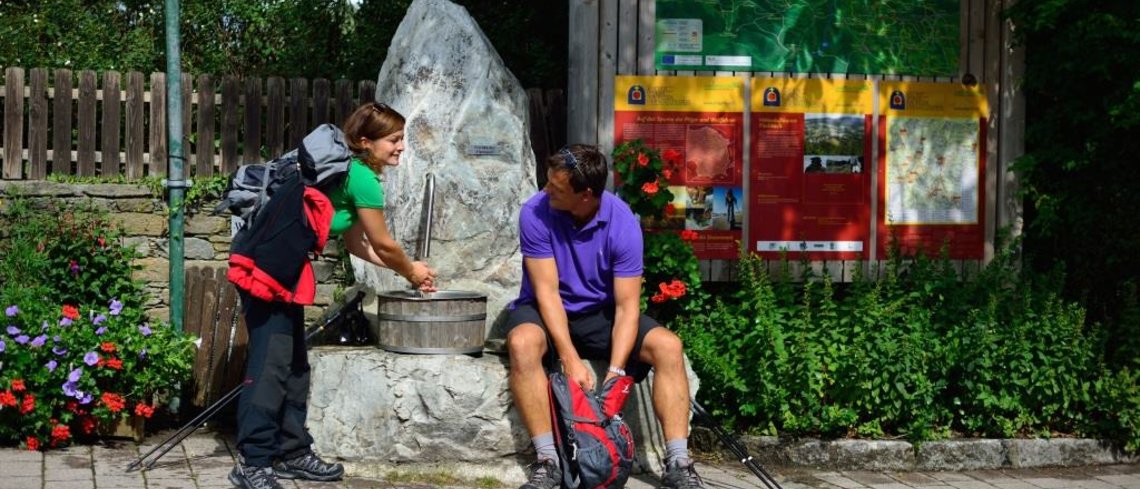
left=273, top=451, right=345, bottom=481
left=228, top=463, right=284, bottom=489
left=661, top=459, right=705, bottom=489
left=519, top=458, right=561, bottom=489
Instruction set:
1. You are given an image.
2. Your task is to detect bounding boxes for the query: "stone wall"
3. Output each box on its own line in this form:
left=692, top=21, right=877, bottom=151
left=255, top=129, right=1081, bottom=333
left=0, top=180, right=350, bottom=322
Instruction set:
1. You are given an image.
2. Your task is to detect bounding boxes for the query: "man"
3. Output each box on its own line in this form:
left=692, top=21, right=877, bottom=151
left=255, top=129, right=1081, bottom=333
left=505, top=145, right=705, bottom=489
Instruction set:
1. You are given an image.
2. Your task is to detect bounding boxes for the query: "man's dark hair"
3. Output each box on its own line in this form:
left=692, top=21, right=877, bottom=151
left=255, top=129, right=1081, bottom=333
left=548, top=144, right=607, bottom=198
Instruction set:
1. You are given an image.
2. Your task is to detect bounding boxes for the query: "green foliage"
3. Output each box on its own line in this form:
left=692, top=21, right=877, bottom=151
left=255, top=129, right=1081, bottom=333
left=0, top=0, right=566, bottom=88
left=1004, top=0, right=1140, bottom=366
left=677, top=244, right=1138, bottom=448
left=0, top=197, right=196, bottom=450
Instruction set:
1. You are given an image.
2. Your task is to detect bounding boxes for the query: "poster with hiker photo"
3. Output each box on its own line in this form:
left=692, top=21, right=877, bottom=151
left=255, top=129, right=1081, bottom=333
left=748, top=78, right=872, bottom=260
left=614, top=75, right=744, bottom=260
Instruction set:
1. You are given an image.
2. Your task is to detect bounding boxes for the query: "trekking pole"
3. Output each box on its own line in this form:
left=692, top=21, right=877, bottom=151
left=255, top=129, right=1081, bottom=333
left=126, top=291, right=366, bottom=472
left=690, top=399, right=784, bottom=489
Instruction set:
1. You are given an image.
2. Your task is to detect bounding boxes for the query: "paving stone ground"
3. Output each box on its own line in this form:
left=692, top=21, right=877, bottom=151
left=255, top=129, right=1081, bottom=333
left=0, top=429, right=1137, bottom=489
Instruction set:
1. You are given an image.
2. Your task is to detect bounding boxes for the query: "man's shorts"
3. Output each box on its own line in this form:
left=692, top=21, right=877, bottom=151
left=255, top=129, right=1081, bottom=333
left=503, top=303, right=662, bottom=382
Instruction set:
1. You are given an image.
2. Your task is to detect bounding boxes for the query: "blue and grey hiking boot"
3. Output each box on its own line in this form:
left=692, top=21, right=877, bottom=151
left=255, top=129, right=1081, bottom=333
left=228, top=463, right=284, bottom=489
left=272, top=451, right=344, bottom=481
left=519, top=458, right=561, bottom=489
left=661, top=459, right=706, bottom=489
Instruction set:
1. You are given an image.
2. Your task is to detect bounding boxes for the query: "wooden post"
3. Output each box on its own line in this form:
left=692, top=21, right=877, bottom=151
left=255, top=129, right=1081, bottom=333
left=288, top=78, right=308, bottom=150
left=102, top=71, right=122, bottom=176
left=220, top=76, right=240, bottom=174
left=28, top=68, right=48, bottom=179
left=52, top=69, right=73, bottom=176
left=334, top=79, right=354, bottom=126
left=266, top=77, right=285, bottom=159
left=4, top=67, right=25, bottom=179
left=126, top=71, right=145, bottom=179
left=195, top=75, right=215, bottom=177
left=77, top=71, right=97, bottom=176
left=244, top=77, right=263, bottom=163
left=312, top=78, right=331, bottom=128
left=150, top=72, right=167, bottom=176
left=568, top=0, right=600, bottom=146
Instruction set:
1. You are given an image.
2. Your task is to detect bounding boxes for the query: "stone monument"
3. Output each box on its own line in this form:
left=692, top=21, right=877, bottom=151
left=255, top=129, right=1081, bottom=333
left=351, top=0, right=536, bottom=337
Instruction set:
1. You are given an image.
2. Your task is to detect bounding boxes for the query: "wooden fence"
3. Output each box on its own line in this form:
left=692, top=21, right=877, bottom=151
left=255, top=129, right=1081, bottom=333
left=0, top=67, right=566, bottom=183
left=567, top=0, right=1025, bottom=282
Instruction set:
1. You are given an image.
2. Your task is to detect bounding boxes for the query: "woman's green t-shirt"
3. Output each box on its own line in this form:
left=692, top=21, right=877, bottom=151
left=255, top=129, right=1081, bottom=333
left=327, top=158, right=385, bottom=236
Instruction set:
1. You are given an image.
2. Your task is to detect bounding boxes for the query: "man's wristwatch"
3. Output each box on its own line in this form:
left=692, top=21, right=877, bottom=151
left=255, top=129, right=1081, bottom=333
left=607, top=365, right=626, bottom=376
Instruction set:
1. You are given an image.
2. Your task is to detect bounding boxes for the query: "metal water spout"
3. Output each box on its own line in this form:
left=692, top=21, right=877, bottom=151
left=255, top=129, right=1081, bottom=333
left=414, top=173, right=435, bottom=297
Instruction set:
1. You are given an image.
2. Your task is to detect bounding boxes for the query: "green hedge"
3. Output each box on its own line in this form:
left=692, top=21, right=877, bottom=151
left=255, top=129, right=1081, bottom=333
left=677, top=246, right=1140, bottom=451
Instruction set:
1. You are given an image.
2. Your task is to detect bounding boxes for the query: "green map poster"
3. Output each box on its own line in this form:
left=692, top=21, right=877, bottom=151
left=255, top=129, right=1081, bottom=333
left=655, top=0, right=959, bottom=76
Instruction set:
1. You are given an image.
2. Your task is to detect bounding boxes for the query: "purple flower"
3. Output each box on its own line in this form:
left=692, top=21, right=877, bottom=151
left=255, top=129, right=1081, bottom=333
left=52, top=346, right=68, bottom=356
left=53, top=335, right=61, bottom=343
left=139, top=348, right=147, bottom=359
left=0, top=339, right=5, bottom=353
left=68, top=368, right=82, bottom=382
left=30, top=335, right=47, bottom=347
left=41, top=321, right=49, bottom=331
left=84, top=351, right=99, bottom=365
left=6, top=325, right=19, bottom=335
left=45, top=360, right=58, bottom=372
left=4, top=305, right=17, bottom=317
left=92, top=314, right=107, bottom=325
left=95, top=326, right=107, bottom=336
left=109, top=299, right=124, bottom=316
left=62, top=381, right=78, bottom=397
left=139, top=324, right=153, bottom=336
left=14, top=335, right=29, bottom=344
left=79, top=392, right=93, bottom=405
left=59, top=317, right=73, bottom=327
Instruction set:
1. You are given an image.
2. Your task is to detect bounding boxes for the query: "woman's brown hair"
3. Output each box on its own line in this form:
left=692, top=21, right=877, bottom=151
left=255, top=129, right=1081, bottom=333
left=343, top=102, right=406, bottom=172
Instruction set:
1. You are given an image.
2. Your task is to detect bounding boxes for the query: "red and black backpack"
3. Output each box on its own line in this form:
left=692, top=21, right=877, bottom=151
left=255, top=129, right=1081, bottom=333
left=548, top=372, right=636, bottom=489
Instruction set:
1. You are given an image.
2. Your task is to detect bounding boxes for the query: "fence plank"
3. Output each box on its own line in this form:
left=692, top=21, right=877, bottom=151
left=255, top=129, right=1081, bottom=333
left=77, top=71, right=97, bottom=176
left=126, top=72, right=145, bottom=178
left=266, top=77, right=285, bottom=159
left=28, top=68, right=48, bottom=179
left=617, top=0, right=638, bottom=75
left=334, top=79, right=353, bottom=126
left=210, top=279, right=241, bottom=405
left=597, top=0, right=618, bottom=162
left=983, top=0, right=1001, bottom=263
left=192, top=268, right=221, bottom=406
left=244, top=77, right=262, bottom=163
left=221, top=76, right=240, bottom=174
left=149, top=72, right=167, bottom=176
left=195, top=75, right=215, bottom=177
left=52, top=69, right=73, bottom=175
left=527, top=88, right=550, bottom=187
left=312, top=78, right=330, bottom=128
left=358, top=80, right=377, bottom=106
left=288, top=78, right=308, bottom=150
left=101, top=71, right=122, bottom=176
left=568, top=0, right=599, bottom=146
left=4, top=67, right=25, bottom=179
left=182, top=73, right=193, bottom=163
left=637, top=0, right=656, bottom=74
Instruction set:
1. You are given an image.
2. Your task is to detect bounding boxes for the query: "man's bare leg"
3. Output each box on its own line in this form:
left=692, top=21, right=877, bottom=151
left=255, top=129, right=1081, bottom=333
left=507, top=323, right=553, bottom=437
left=639, top=327, right=690, bottom=441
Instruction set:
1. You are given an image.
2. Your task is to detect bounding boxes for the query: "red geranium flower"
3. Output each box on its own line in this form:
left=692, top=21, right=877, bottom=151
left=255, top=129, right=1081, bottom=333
left=20, top=394, right=35, bottom=414
left=636, top=152, right=649, bottom=167
left=80, top=416, right=98, bottom=434
left=662, top=169, right=673, bottom=180
left=134, top=403, right=156, bottom=419
left=641, top=181, right=659, bottom=195
left=26, top=436, right=39, bottom=451
left=106, top=358, right=123, bottom=370
left=62, top=305, right=80, bottom=320
left=665, top=280, right=687, bottom=298
left=10, top=379, right=25, bottom=392
left=665, top=203, right=676, bottom=216
left=0, top=390, right=16, bottom=407
left=100, top=342, right=116, bottom=353
left=51, top=425, right=71, bottom=442
left=650, top=293, right=667, bottom=304
left=101, top=392, right=125, bottom=413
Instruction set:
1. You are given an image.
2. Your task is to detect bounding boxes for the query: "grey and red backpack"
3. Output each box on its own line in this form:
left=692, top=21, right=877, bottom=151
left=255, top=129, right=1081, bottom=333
left=548, top=372, right=637, bottom=489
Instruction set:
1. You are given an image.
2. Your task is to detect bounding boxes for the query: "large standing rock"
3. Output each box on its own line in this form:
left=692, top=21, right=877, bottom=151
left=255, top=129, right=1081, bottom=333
left=352, top=0, right=536, bottom=337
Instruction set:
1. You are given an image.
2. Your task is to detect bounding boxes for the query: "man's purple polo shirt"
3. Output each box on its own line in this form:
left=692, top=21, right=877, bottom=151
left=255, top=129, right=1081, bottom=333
left=513, top=190, right=643, bottom=313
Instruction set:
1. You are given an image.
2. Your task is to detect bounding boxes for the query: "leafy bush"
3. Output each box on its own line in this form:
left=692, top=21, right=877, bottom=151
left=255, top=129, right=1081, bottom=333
left=676, top=242, right=1138, bottom=449
left=0, top=198, right=196, bottom=450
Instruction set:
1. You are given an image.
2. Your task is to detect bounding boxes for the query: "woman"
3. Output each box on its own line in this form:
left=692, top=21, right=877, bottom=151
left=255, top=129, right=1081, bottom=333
left=230, top=102, right=435, bottom=489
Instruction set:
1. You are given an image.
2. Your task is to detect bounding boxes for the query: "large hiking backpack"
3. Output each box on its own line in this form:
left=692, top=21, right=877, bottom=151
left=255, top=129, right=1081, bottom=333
left=214, top=123, right=351, bottom=304
left=548, top=372, right=636, bottom=489
left=213, top=123, right=352, bottom=230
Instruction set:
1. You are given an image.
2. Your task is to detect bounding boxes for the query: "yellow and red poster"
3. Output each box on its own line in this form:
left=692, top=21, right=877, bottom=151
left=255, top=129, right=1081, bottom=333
left=749, top=78, right=873, bottom=260
left=877, top=82, right=988, bottom=259
left=614, top=76, right=745, bottom=260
